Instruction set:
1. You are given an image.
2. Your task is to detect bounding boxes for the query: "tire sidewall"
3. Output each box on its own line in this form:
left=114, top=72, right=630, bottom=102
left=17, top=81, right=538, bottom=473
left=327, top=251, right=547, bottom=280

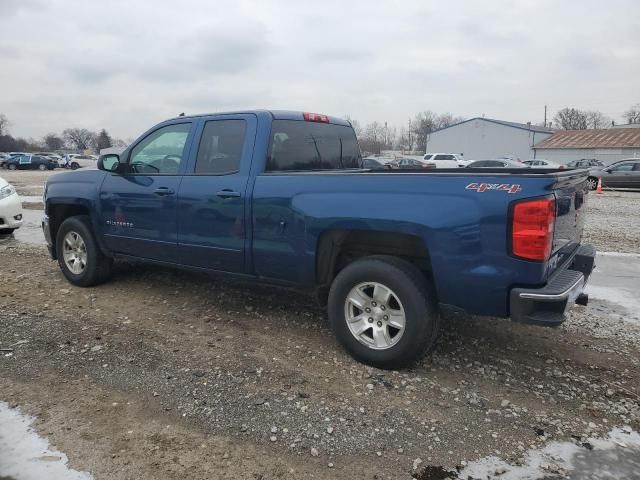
left=328, top=259, right=436, bottom=368
left=56, top=216, right=102, bottom=287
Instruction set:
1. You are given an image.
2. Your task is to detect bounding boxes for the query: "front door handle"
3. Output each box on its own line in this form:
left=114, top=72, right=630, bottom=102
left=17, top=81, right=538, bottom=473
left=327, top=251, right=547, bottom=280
left=216, top=189, right=241, bottom=198
left=154, top=187, right=175, bottom=196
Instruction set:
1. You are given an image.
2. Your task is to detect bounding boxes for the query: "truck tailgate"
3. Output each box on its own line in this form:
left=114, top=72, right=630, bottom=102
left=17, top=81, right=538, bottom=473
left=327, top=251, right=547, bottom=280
left=548, top=170, right=589, bottom=275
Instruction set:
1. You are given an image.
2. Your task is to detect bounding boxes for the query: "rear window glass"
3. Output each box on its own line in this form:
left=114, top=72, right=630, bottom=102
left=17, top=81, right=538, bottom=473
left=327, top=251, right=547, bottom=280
left=266, top=120, right=360, bottom=171
left=196, top=120, right=246, bottom=174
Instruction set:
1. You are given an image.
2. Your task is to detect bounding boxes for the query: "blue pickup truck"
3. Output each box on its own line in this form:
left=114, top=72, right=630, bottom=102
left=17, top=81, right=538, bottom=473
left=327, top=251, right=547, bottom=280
left=42, top=110, right=595, bottom=368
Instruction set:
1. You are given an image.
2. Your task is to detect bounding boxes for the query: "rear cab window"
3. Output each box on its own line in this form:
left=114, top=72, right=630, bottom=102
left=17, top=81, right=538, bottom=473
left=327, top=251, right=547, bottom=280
left=195, top=120, right=246, bottom=174
left=266, top=120, right=361, bottom=171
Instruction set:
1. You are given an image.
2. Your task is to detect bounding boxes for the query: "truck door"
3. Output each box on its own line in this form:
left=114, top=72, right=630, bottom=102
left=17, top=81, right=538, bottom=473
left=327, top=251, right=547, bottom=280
left=177, top=114, right=256, bottom=272
left=99, top=121, right=194, bottom=262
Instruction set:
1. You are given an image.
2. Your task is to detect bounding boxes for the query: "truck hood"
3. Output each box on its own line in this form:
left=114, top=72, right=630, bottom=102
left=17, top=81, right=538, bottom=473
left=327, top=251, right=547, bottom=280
left=45, top=169, right=107, bottom=186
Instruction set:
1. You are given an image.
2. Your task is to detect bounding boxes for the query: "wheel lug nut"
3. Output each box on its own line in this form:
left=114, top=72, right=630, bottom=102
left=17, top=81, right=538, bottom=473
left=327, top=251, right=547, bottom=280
left=368, top=317, right=374, bottom=323
left=380, top=305, right=386, bottom=310
left=377, top=321, right=383, bottom=327
left=383, top=315, right=388, bottom=320
left=365, top=307, right=371, bottom=313
left=371, top=301, right=377, bottom=307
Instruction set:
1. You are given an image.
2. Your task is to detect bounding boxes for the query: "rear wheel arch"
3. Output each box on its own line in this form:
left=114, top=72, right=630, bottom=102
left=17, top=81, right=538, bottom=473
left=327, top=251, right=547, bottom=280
left=315, top=229, right=436, bottom=303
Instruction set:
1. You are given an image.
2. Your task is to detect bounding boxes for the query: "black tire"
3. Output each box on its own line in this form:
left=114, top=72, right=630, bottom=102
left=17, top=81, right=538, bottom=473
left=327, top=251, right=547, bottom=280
left=56, top=215, right=113, bottom=287
left=8, top=164, right=17, bottom=170
left=70, top=162, right=79, bottom=170
left=38, top=164, right=47, bottom=171
left=586, top=177, right=598, bottom=191
left=328, top=255, right=439, bottom=369
left=0, top=228, right=16, bottom=235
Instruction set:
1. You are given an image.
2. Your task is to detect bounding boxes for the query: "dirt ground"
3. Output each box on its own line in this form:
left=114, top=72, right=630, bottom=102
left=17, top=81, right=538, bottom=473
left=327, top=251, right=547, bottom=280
left=1, top=170, right=640, bottom=479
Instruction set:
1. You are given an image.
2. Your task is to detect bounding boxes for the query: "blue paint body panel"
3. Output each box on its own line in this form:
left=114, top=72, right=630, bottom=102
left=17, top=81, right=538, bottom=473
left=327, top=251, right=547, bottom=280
left=43, top=110, right=590, bottom=318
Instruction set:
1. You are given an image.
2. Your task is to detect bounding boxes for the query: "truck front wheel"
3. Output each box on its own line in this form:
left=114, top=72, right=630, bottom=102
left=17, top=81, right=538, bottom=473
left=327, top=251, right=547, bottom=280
left=56, top=215, right=113, bottom=287
left=328, top=255, right=439, bottom=369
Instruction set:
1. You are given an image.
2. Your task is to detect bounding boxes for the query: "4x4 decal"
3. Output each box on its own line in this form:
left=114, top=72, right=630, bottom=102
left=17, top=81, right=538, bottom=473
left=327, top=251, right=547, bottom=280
left=466, top=183, right=522, bottom=194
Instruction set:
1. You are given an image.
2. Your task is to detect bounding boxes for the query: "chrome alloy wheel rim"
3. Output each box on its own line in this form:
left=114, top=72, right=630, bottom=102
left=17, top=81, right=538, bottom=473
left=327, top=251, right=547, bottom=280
left=62, top=231, right=87, bottom=275
left=344, top=282, right=406, bottom=350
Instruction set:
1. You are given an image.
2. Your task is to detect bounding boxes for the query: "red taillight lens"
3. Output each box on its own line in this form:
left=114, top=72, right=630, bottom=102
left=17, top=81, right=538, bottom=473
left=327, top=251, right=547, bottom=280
left=511, top=197, right=555, bottom=261
left=303, top=112, right=330, bottom=123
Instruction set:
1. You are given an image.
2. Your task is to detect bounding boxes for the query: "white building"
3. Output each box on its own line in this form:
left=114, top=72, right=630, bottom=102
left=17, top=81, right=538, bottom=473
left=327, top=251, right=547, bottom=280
left=426, top=117, right=553, bottom=161
left=533, top=128, right=640, bottom=165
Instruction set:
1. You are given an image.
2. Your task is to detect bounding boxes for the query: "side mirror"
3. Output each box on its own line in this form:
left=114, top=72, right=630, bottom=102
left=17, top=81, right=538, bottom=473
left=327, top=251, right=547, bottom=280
left=98, top=154, right=121, bottom=172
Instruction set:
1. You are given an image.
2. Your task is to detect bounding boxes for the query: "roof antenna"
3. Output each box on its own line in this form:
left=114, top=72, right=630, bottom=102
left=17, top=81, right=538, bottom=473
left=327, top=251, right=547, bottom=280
left=178, top=112, right=185, bottom=117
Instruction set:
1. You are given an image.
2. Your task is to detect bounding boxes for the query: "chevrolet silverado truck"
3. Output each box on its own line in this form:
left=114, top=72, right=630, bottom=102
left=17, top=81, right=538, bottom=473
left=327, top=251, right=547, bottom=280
left=42, top=110, right=595, bottom=368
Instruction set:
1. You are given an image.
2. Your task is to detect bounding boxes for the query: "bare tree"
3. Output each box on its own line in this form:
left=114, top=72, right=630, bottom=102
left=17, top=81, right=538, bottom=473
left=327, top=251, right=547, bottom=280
left=584, top=110, right=611, bottom=129
left=410, top=111, right=464, bottom=152
left=0, top=114, right=10, bottom=136
left=112, top=138, right=129, bottom=148
left=359, top=121, right=385, bottom=154
left=411, top=111, right=438, bottom=152
left=96, top=129, right=113, bottom=151
left=553, top=108, right=588, bottom=130
left=63, top=128, right=97, bottom=151
left=43, top=133, right=64, bottom=151
left=623, top=104, right=640, bottom=124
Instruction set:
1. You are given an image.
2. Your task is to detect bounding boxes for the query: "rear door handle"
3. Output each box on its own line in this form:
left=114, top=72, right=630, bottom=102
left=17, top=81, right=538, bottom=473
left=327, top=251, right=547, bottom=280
left=154, top=187, right=175, bottom=196
left=216, top=189, right=241, bottom=198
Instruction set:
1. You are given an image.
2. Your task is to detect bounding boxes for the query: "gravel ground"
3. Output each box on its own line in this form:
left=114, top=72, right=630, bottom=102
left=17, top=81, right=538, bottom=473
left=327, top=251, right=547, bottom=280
left=1, top=173, right=639, bottom=479
left=582, top=190, right=640, bottom=254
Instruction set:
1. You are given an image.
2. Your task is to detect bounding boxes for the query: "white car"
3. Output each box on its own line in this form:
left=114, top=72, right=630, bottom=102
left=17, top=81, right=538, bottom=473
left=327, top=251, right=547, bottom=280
left=0, top=176, right=23, bottom=234
left=65, top=154, right=96, bottom=170
left=423, top=153, right=469, bottom=168
left=523, top=159, right=564, bottom=169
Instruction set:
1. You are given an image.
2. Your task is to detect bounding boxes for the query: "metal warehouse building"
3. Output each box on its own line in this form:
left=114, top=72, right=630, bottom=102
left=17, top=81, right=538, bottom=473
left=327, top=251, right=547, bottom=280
left=426, top=117, right=553, bottom=161
left=533, top=128, right=640, bottom=165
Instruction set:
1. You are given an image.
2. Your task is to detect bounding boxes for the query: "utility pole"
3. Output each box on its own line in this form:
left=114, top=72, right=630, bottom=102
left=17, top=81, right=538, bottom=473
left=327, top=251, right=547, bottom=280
left=408, top=119, right=412, bottom=152
left=544, top=104, right=547, bottom=128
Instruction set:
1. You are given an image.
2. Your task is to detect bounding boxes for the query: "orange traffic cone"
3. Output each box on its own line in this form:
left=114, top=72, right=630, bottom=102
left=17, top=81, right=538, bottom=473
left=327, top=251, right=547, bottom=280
left=596, top=177, right=603, bottom=194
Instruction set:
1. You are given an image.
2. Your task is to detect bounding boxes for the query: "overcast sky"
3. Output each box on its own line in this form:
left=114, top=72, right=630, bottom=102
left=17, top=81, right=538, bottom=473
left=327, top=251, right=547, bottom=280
left=1, top=0, right=638, bottom=140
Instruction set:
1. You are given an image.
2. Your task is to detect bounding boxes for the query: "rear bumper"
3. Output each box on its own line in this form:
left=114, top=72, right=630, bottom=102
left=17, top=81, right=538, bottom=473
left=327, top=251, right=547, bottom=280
left=510, top=244, right=596, bottom=326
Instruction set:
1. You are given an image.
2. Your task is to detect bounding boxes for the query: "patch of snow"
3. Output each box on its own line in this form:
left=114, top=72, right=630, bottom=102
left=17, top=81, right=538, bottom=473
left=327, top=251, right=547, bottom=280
left=0, top=401, right=93, bottom=480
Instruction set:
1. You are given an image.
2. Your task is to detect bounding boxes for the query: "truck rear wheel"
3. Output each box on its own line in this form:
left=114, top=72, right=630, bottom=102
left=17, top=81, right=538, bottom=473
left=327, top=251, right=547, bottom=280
left=56, top=215, right=113, bottom=287
left=328, top=255, right=439, bottom=369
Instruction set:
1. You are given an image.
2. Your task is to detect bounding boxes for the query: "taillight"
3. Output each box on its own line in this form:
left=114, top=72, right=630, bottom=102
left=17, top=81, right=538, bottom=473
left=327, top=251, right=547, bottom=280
left=510, top=197, right=555, bottom=261
left=303, top=112, right=330, bottom=123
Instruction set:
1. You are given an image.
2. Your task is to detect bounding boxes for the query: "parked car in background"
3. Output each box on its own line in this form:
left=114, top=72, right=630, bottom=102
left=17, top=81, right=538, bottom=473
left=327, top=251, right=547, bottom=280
left=34, top=152, right=64, bottom=167
left=1, top=152, right=27, bottom=168
left=0, top=176, right=23, bottom=234
left=362, top=157, right=387, bottom=170
left=566, top=159, right=605, bottom=169
left=597, top=160, right=640, bottom=189
left=466, top=159, right=527, bottom=168
left=390, top=157, right=435, bottom=169
left=5, top=154, right=57, bottom=171
left=523, top=159, right=564, bottom=169
left=423, top=153, right=468, bottom=168
left=66, top=155, right=97, bottom=170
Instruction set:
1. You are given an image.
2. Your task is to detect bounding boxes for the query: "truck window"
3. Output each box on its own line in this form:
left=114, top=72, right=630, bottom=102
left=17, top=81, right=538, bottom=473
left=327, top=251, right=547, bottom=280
left=195, top=120, right=246, bottom=174
left=128, top=123, right=191, bottom=175
left=266, top=120, right=360, bottom=171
